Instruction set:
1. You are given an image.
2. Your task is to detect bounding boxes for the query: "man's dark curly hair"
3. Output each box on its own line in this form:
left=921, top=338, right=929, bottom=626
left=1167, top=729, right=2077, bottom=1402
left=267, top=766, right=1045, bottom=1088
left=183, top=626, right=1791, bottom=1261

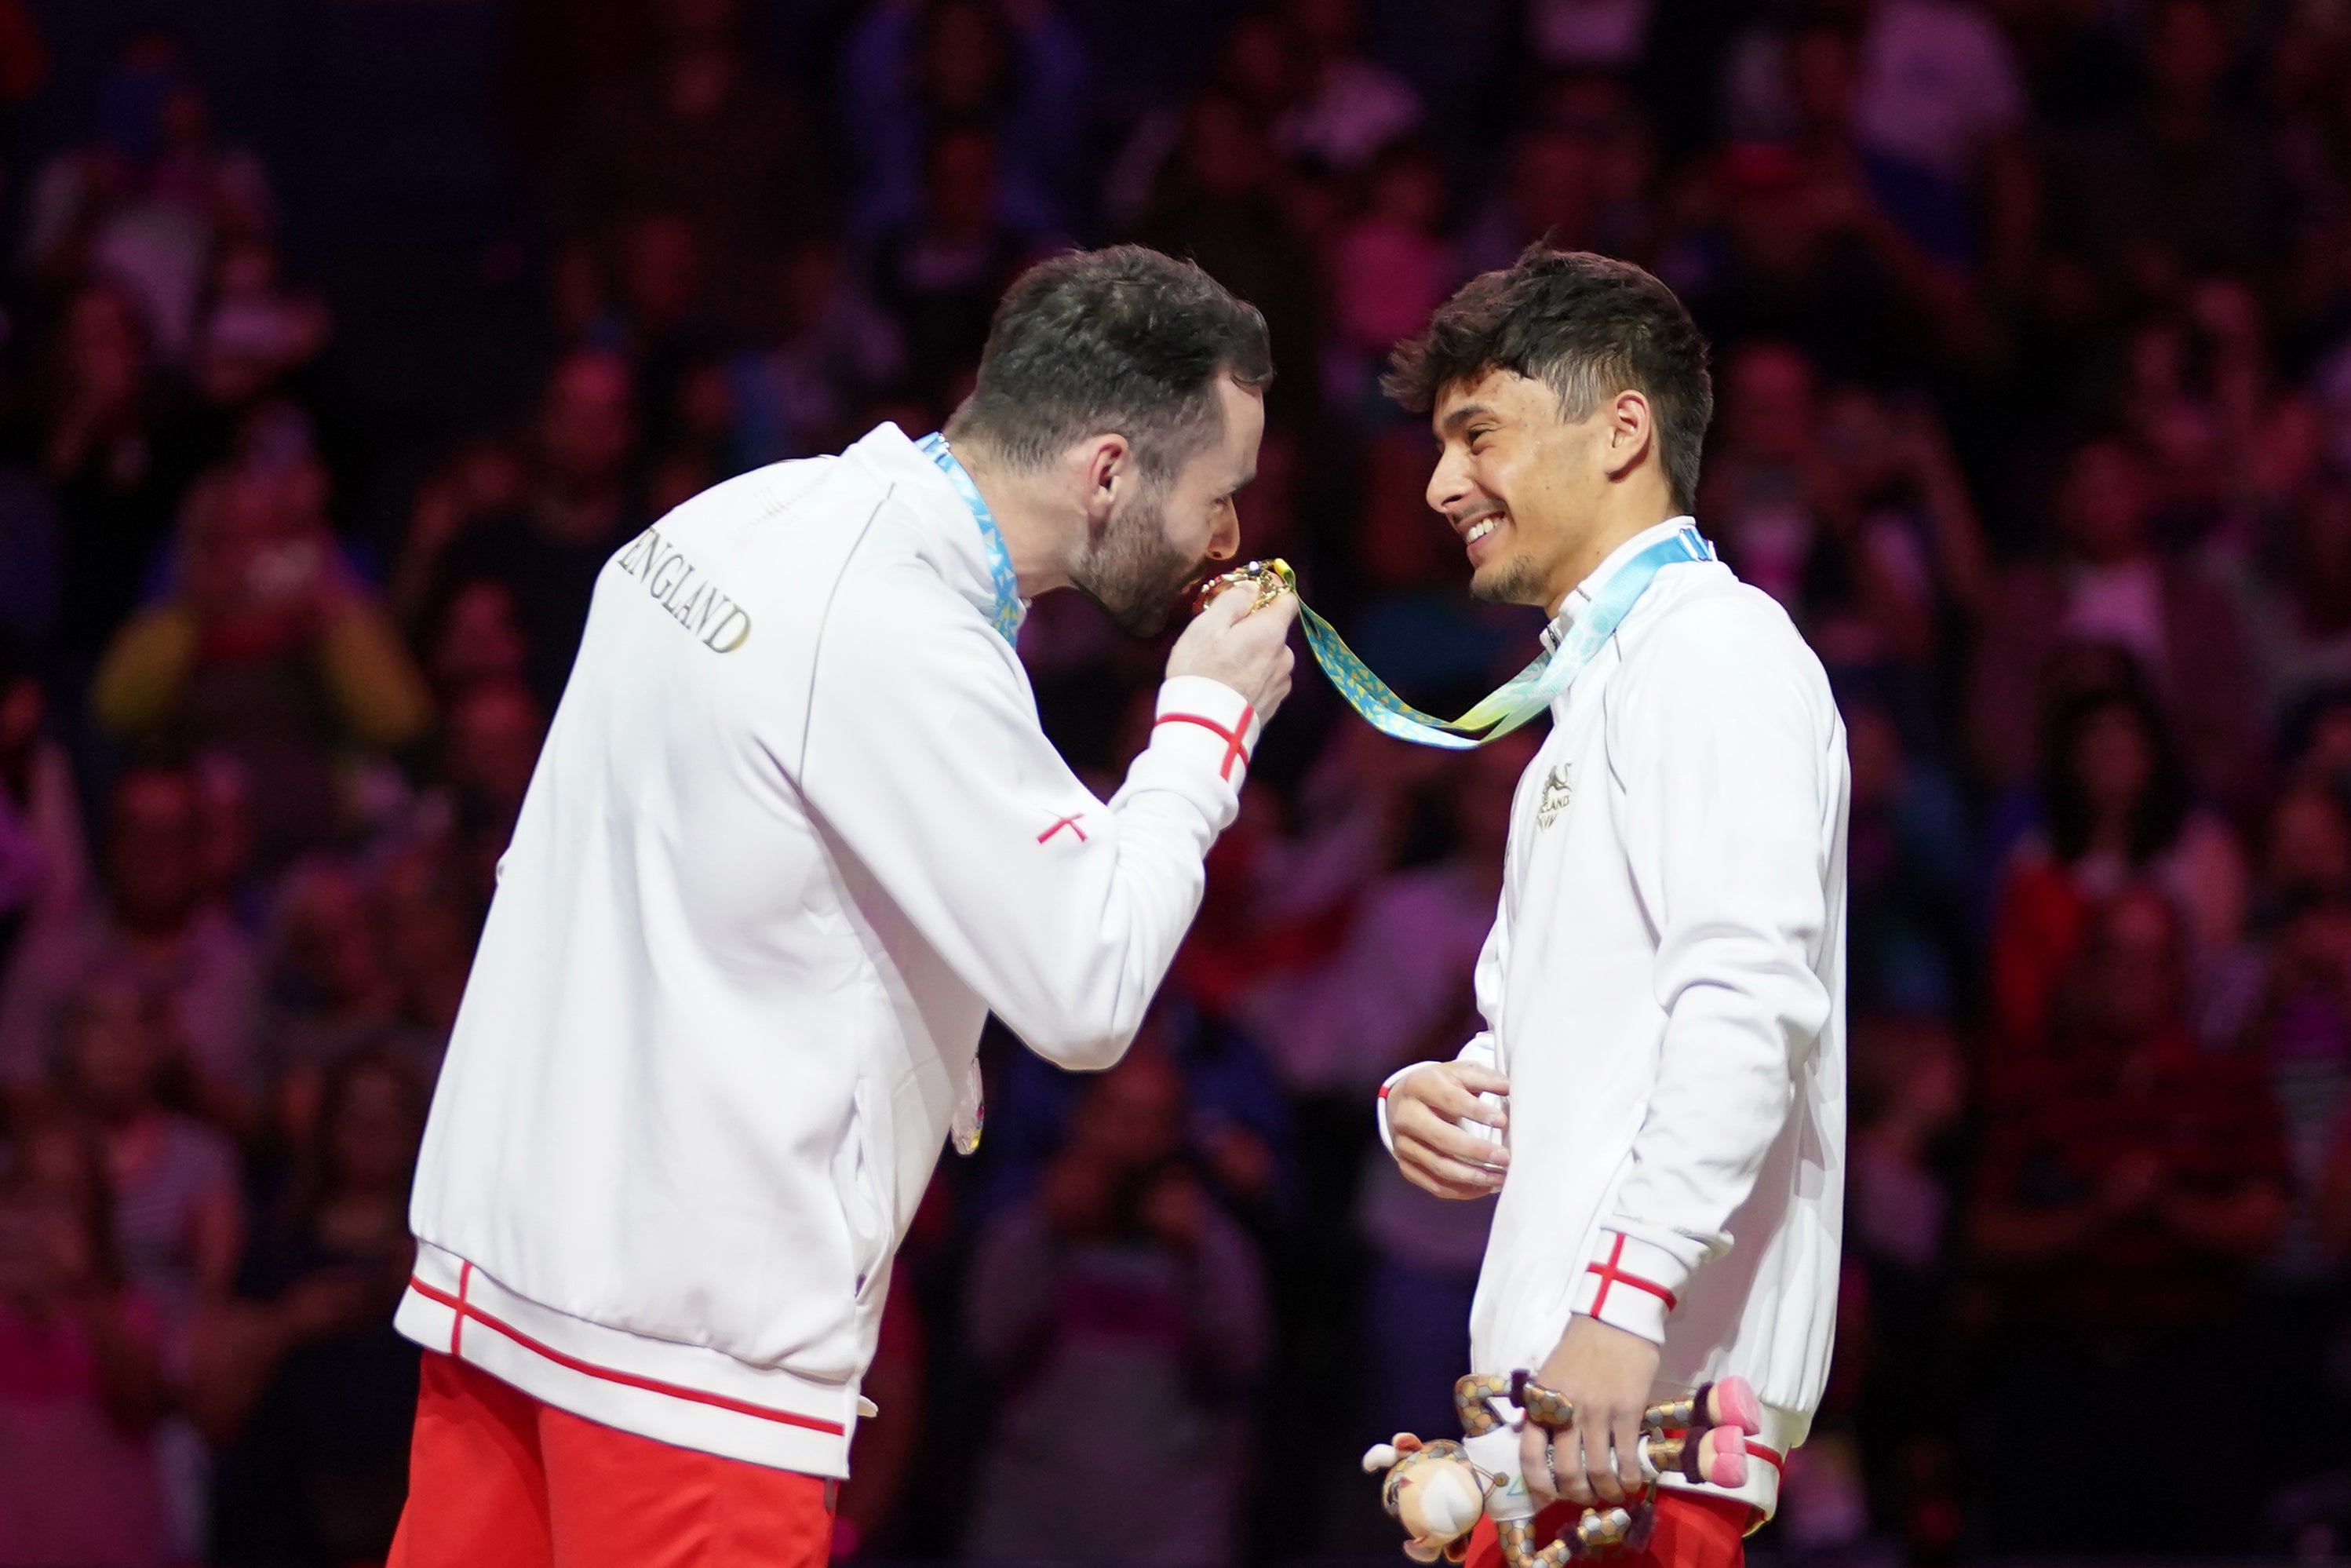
left=1383, top=245, right=1714, bottom=513
left=948, top=245, right=1273, bottom=482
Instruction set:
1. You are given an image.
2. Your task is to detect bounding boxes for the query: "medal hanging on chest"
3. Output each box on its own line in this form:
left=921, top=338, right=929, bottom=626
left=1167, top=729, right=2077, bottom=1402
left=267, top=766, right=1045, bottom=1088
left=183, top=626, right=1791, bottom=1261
left=950, top=1058, right=985, bottom=1157
left=1195, top=528, right=1715, bottom=749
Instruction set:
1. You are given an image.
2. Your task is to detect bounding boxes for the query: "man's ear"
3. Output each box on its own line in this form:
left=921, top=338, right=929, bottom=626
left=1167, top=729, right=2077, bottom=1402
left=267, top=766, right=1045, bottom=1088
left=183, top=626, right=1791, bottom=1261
left=1081, top=433, right=1132, bottom=529
left=1602, top=388, right=1654, bottom=482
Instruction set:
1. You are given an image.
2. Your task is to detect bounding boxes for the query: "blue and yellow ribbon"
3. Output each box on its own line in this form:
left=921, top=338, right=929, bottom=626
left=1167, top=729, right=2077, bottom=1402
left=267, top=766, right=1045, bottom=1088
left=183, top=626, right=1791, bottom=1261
left=1208, top=527, right=1715, bottom=749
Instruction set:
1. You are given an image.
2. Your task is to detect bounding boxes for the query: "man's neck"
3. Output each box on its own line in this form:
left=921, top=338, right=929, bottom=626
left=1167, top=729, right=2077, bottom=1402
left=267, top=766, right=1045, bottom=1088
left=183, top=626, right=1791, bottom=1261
left=1543, top=505, right=1681, bottom=617
left=954, top=439, right=1075, bottom=598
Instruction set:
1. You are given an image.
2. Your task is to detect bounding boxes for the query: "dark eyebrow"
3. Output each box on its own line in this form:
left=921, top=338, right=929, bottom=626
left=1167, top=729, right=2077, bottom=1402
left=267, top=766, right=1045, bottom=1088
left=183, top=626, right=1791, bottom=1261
left=1438, top=403, right=1498, bottom=436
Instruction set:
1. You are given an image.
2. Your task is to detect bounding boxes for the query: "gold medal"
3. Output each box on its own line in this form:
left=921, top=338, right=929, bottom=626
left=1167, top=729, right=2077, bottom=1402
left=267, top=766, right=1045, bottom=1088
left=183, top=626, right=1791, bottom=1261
left=1192, top=558, right=1296, bottom=618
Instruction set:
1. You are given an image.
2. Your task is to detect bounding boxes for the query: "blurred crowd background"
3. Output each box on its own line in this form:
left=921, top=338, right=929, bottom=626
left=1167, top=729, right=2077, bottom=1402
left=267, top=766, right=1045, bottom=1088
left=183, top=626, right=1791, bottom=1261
left=0, top=0, right=2344, bottom=1563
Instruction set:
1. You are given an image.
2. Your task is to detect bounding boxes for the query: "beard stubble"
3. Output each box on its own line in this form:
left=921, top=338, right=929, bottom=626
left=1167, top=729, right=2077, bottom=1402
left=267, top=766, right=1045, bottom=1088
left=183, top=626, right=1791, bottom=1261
left=1069, top=481, right=1204, bottom=636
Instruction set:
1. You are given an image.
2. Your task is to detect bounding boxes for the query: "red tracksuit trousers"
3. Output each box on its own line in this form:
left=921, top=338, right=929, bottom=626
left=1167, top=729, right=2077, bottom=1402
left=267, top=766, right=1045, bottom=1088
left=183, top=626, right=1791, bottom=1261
left=388, top=1353, right=835, bottom=1568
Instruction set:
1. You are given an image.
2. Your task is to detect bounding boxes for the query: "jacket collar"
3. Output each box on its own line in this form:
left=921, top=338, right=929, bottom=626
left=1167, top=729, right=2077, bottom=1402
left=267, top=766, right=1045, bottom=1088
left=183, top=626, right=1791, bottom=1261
left=1540, top=516, right=1697, bottom=653
left=843, top=421, right=1027, bottom=635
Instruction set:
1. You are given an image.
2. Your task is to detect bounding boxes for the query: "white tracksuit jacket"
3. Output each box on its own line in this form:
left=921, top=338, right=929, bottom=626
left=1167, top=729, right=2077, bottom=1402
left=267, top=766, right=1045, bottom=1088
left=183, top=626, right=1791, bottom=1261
left=394, top=423, right=1262, bottom=1478
left=1379, top=519, right=1849, bottom=1522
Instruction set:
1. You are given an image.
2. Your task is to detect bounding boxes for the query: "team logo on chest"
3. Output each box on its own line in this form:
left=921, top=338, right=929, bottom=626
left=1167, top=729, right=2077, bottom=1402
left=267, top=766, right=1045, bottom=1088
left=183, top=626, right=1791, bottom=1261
left=1535, top=763, right=1573, bottom=829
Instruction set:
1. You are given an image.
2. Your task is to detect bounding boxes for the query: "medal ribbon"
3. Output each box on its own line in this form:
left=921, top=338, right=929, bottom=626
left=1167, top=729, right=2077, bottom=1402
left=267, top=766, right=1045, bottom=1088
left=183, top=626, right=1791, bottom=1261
left=916, top=432, right=1024, bottom=645
left=1267, top=525, right=1715, bottom=749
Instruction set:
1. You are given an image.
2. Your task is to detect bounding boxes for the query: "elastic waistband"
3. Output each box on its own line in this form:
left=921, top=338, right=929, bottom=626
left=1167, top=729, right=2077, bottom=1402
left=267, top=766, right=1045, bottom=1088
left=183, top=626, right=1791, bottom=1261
left=394, top=1241, right=859, bottom=1479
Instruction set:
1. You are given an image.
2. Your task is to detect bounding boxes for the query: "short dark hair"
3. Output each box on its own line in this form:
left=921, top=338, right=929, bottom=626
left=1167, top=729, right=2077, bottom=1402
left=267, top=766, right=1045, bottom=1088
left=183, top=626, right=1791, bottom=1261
left=1383, top=245, right=1714, bottom=512
left=948, top=246, right=1273, bottom=481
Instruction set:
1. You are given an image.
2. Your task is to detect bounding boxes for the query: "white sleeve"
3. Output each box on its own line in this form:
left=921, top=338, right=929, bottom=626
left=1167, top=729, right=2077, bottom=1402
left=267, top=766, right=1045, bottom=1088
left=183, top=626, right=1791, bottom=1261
left=1375, top=901, right=1510, bottom=1155
left=1568, top=600, right=1837, bottom=1344
left=800, top=572, right=1257, bottom=1070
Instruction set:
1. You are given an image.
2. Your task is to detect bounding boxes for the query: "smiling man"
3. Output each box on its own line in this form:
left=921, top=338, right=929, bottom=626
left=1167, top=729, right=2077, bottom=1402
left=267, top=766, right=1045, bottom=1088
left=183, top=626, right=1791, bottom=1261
left=386, top=246, right=1296, bottom=1568
left=1373, top=246, right=1849, bottom=1568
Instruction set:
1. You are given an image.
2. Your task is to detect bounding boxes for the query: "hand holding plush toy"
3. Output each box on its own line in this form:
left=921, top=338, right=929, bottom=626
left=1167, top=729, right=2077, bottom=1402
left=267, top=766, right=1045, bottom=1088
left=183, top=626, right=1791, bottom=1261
left=1364, top=1373, right=1762, bottom=1566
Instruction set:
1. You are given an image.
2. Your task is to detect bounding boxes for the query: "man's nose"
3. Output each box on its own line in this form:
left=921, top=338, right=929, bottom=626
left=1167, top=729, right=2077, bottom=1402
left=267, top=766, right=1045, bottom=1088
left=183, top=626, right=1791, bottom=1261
left=1208, top=509, right=1241, bottom=561
left=1427, top=449, right=1471, bottom=517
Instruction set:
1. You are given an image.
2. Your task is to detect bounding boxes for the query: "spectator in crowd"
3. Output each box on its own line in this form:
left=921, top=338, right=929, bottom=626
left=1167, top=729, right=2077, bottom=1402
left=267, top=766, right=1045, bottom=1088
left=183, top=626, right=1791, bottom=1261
left=1325, top=141, right=1457, bottom=410
left=1771, top=9, right=1993, bottom=348
left=1808, top=382, right=1994, bottom=672
left=1843, top=693, right=1977, bottom=1017
left=20, top=281, right=221, bottom=675
left=1987, top=685, right=2245, bottom=1064
left=420, top=579, right=530, bottom=706
left=24, top=31, right=276, bottom=362
left=1724, top=0, right=2033, bottom=286
left=589, top=210, right=723, bottom=459
left=1699, top=338, right=1830, bottom=613
left=0, top=1114, right=170, bottom=1568
left=1271, top=0, right=1423, bottom=176
left=51, top=983, right=242, bottom=1333
left=421, top=348, right=642, bottom=710
left=840, top=0, right=1091, bottom=245
left=2225, top=480, right=2351, bottom=725
left=870, top=125, right=1038, bottom=410
left=1456, top=125, right=1602, bottom=275
left=1659, top=136, right=1977, bottom=378
left=964, top=1050, right=1271, bottom=1568
left=191, top=752, right=264, bottom=936
left=198, top=1048, right=424, bottom=1567
left=641, top=355, right=738, bottom=517
left=428, top=677, right=546, bottom=906
left=1968, top=436, right=2263, bottom=811
left=48, top=979, right=247, bottom=1557
left=0, top=764, right=262, bottom=1129
left=1968, top=886, right=2287, bottom=1553
left=978, top=997, right=1292, bottom=1231
left=2040, top=0, right=2281, bottom=321
left=385, top=441, right=526, bottom=633
left=563, top=0, right=827, bottom=337
left=1689, top=341, right=1989, bottom=665
left=1130, top=90, right=1324, bottom=428
left=189, top=238, right=331, bottom=416
left=89, top=461, right=432, bottom=866
left=725, top=240, right=904, bottom=469
left=256, top=859, right=410, bottom=1151
left=2229, top=785, right=2351, bottom=1279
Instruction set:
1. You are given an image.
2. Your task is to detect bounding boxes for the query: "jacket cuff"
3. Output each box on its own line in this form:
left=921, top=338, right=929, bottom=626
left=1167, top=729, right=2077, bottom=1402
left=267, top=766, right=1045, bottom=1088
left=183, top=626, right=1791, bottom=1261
left=1568, top=1230, right=1691, bottom=1344
left=1150, top=677, right=1262, bottom=791
left=1373, top=1063, right=1427, bottom=1154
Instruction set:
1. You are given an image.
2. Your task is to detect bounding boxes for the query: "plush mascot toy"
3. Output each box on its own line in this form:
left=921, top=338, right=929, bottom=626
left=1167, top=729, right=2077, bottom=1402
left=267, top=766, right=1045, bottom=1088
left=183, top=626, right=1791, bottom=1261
left=1365, top=1374, right=1761, bottom=1566
left=1361, top=1435, right=1488, bottom=1563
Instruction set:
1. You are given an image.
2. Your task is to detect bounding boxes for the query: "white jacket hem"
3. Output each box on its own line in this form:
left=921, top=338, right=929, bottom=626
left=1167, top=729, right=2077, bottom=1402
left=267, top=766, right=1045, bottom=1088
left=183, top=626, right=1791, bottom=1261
left=393, top=1241, right=860, bottom=1478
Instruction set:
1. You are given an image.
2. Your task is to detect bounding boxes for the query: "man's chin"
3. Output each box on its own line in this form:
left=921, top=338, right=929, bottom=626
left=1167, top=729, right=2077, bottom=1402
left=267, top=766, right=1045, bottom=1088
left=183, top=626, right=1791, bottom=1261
left=1074, top=578, right=1182, bottom=638
left=1114, top=598, right=1176, bottom=637
left=1470, top=556, right=1546, bottom=608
